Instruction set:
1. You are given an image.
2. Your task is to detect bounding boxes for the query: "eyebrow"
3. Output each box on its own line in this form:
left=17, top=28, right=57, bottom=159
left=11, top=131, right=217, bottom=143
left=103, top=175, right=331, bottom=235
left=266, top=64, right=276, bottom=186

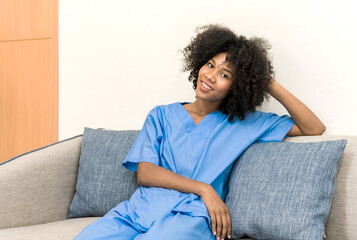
left=211, top=58, right=234, bottom=76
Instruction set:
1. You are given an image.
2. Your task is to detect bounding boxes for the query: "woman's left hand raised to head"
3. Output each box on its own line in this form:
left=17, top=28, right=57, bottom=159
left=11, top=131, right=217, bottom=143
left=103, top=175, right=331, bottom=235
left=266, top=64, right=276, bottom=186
left=268, top=76, right=277, bottom=93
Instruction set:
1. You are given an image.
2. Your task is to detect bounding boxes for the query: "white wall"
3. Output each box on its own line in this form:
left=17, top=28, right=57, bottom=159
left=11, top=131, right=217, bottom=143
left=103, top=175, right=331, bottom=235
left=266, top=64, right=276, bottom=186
left=59, top=0, right=357, bottom=140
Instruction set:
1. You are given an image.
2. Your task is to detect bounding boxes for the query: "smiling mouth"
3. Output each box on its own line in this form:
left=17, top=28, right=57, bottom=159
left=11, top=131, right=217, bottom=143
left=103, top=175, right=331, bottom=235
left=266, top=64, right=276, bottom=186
left=201, top=81, right=213, bottom=90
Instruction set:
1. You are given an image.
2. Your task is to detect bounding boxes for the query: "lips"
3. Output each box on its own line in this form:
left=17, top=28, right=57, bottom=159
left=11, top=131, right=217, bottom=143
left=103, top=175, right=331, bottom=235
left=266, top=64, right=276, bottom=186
left=201, top=80, right=213, bottom=90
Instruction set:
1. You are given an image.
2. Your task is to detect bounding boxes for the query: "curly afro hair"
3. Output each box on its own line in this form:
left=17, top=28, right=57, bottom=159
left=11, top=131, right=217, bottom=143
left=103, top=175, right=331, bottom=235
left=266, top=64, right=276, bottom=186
left=180, top=23, right=275, bottom=122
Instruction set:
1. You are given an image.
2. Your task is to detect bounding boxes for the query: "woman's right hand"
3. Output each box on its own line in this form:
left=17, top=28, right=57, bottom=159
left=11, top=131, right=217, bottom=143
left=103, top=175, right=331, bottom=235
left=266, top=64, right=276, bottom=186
left=200, top=184, right=232, bottom=240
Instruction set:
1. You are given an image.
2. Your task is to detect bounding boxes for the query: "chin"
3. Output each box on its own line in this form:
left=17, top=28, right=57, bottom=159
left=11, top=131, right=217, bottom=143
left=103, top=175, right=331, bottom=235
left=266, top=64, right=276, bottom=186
left=195, top=94, right=215, bottom=102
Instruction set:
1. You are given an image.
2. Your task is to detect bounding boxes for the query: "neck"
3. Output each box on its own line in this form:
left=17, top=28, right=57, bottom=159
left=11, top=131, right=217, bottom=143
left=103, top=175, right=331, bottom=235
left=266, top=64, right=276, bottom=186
left=190, top=98, right=221, bottom=116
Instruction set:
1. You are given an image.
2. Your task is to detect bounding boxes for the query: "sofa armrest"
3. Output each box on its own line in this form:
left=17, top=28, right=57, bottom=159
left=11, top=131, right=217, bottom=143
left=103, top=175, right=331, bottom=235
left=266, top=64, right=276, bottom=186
left=0, top=135, right=82, bottom=229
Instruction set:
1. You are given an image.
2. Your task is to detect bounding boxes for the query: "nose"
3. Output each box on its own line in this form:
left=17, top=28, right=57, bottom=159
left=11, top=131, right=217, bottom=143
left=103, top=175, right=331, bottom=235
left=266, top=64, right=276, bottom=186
left=205, top=69, right=216, bottom=83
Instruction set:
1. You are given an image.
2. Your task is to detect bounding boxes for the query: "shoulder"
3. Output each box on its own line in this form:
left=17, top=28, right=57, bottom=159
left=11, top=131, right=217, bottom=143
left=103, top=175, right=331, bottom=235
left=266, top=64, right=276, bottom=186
left=148, top=102, right=173, bottom=112
left=148, top=102, right=181, bottom=114
left=145, top=102, right=179, bottom=122
left=244, top=110, right=293, bottom=129
left=146, top=105, right=164, bottom=119
left=243, top=110, right=270, bottom=121
left=218, top=110, right=265, bottom=126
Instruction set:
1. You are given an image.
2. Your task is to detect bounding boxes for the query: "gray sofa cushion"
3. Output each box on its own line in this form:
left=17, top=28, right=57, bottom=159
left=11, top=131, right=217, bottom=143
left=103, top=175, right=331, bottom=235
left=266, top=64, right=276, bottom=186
left=225, top=140, right=347, bottom=240
left=68, top=127, right=140, bottom=218
left=0, top=217, right=100, bottom=240
left=0, top=217, right=253, bottom=240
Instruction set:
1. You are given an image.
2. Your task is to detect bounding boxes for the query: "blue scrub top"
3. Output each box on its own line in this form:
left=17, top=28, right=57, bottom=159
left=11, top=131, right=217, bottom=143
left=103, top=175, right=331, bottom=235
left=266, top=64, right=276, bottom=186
left=121, top=101, right=294, bottom=231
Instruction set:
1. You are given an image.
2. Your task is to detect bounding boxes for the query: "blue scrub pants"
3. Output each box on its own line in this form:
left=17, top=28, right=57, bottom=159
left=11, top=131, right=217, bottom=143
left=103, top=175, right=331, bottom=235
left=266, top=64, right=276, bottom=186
left=73, top=207, right=216, bottom=240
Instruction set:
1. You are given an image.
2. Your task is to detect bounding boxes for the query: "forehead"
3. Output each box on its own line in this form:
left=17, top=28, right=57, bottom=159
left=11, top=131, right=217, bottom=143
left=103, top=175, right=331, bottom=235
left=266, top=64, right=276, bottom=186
left=212, top=52, right=234, bottom=70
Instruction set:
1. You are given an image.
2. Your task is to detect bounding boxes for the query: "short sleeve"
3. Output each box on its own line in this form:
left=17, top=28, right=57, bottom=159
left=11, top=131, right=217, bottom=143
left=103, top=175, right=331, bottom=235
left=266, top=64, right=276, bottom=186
left=247, top=111, right=295, bottom=143
left=122, top=106, right=163, bottom=172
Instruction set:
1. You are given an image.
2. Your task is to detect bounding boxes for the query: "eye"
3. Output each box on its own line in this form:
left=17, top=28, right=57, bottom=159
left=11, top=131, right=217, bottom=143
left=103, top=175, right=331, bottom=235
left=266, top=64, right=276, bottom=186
left=221, top=73, right=229, bottom=79
left=208, top=62, right=214, bottom=68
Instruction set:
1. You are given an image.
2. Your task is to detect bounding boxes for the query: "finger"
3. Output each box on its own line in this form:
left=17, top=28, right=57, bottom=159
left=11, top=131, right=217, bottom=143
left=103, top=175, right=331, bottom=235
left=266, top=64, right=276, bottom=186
left=210, top=213, right=217, bottom=236
left=227, top=210, right=232, bottom=239
left=215, top=213, right=222, bottom=240
left=227, top=214, right=232, bottom=239
left=221, top=210, right=229, bottom=240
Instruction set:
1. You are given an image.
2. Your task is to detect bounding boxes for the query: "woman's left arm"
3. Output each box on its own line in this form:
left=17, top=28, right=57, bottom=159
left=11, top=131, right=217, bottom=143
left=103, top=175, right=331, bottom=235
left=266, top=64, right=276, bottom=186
left=268, top=78, right=326, bottom=136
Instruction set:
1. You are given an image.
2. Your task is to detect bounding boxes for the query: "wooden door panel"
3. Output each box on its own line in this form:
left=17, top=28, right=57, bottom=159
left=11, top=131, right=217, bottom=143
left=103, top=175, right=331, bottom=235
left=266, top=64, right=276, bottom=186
left=0, top=39, right=57, bottom=162
left=0, top=0, right=55, bottom=41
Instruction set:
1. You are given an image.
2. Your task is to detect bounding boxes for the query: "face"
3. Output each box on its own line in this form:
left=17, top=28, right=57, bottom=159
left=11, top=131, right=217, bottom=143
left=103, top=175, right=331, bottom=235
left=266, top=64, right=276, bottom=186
left=196, top=52, right=235, bottom=103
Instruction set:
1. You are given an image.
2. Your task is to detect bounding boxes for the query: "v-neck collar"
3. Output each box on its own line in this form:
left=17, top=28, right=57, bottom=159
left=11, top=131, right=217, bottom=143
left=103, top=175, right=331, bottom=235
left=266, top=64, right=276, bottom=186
left=174, top=102, right=224, bottom=138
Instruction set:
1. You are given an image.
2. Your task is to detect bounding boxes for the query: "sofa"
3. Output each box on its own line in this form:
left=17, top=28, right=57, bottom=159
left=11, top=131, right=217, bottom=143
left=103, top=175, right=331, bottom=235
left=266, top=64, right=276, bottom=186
left=0, top=132, right=355, bottom=240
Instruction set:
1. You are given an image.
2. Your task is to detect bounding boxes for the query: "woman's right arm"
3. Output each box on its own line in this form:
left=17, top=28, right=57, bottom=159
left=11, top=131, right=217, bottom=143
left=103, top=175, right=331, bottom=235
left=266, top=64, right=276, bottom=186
left=137, top=162, right=232, bottom=240
left=137, top=162, right=206, bottom=195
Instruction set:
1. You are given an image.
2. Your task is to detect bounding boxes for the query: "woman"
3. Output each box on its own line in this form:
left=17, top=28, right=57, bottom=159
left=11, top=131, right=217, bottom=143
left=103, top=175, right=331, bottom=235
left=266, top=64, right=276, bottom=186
left=74, top=24, right=325, bottom=240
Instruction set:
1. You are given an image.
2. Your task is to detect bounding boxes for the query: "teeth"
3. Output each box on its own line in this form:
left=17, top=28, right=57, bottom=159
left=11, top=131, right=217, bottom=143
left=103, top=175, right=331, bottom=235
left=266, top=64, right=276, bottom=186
left=202, top=81, right=212, bottom=90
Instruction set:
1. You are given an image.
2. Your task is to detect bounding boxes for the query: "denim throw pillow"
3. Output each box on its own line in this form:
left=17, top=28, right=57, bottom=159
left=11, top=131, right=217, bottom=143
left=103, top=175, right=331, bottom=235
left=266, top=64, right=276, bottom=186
left=68, top=127, right=140, bottom=218
left=225, top=140, right=347, bottom=240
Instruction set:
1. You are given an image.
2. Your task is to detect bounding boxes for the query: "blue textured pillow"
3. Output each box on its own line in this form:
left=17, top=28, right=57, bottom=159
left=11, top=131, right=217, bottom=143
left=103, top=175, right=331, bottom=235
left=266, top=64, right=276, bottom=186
left=225, top=140, right=347, bottom=240
left=68, top=127, right=140, bottom=218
